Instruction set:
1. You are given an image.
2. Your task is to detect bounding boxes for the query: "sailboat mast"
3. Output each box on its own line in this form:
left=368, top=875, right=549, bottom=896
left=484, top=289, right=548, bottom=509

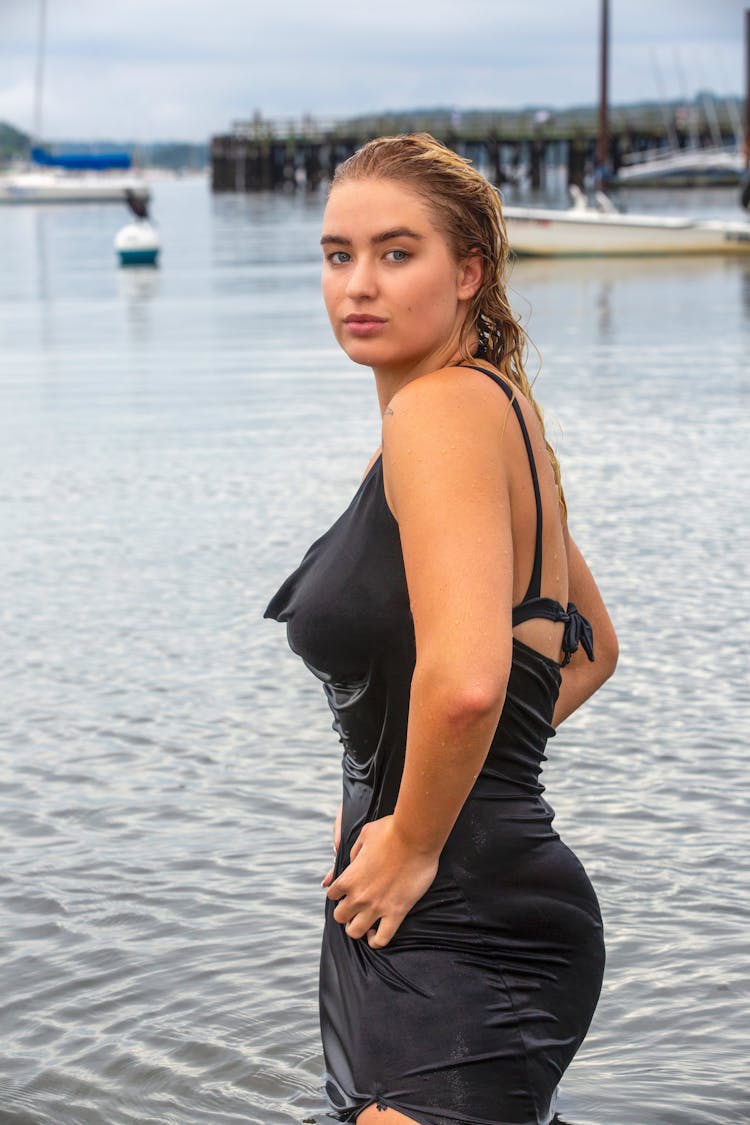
left=596, top=0, right=610, bottom=173
left=32, top=0, right=47, bottom=148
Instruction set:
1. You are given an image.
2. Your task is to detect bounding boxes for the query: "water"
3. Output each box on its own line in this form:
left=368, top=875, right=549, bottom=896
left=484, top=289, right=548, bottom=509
left=1, top=177, right=749, bottom=1125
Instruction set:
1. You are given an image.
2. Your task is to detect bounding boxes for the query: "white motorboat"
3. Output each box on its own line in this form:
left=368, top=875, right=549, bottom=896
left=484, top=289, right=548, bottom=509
left=504, top=188, right=750, bottom=258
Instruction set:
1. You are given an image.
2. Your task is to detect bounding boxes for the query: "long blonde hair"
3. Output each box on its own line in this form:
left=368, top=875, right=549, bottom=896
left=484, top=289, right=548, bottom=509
left=331, top=133, right=566, bottom=516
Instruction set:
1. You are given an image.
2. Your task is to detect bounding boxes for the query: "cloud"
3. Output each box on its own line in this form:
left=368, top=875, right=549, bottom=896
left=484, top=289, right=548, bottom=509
left=0, top=0, right=745, bottom=141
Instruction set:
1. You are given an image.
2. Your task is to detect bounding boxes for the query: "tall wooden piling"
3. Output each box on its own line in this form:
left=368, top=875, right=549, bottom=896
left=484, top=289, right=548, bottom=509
left=745, top=8, right=750, bottom=168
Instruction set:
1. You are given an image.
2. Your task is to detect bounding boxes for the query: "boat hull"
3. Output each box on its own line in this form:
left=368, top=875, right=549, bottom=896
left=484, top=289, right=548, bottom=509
left=611, top=148, right=744, bottom=188
left=0, top=169, right=150, bottom=204
left=504, top=207, right=750, bottom=257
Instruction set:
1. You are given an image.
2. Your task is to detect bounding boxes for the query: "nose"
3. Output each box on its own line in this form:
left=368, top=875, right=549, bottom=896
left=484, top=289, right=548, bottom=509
left=345, top=255, right=377, bottom=300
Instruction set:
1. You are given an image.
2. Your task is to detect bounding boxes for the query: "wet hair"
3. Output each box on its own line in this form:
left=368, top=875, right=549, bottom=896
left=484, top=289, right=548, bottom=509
left=330, top=132, right=566, bottom=516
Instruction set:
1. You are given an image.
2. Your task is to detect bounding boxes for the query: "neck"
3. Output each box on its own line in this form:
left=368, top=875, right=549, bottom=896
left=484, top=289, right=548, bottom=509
left=373, top=339, right=472, bottom=418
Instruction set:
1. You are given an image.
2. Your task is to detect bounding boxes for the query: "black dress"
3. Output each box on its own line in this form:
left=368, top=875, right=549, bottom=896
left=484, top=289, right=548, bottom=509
left=264, top=366, right=604, bottom=1125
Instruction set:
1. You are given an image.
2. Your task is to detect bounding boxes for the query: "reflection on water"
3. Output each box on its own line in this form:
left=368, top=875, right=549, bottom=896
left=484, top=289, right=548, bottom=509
left=739, top=260, right=750, bottom=323
left=0, top=178, right=748, bottom=1125
left=117, top=265, right=161, bottom=340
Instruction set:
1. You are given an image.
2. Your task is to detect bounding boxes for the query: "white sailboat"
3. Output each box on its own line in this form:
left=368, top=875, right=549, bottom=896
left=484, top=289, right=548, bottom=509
left=612, top=145, right=744, bottom=188
left=0, top=162, right=150, bottom=205
left=0, top=0, right=150, bottom=205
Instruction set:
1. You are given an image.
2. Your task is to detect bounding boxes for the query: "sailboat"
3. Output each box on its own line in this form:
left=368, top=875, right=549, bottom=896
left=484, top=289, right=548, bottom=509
left=0, top=0, right=149, bottom=205
left=0, top=155, right=151, bottom=204
left=612, top=145, right=744, bottom=188
left=503, top=1, right=750, bottom=257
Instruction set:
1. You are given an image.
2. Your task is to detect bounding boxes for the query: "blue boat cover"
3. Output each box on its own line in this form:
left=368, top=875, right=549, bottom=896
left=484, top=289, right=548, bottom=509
left=31, top=147, right=132, bottom=171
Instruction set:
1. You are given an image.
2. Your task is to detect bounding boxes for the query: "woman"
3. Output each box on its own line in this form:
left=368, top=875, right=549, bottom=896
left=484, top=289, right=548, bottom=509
left=265, top=134, right=618, bottom=1125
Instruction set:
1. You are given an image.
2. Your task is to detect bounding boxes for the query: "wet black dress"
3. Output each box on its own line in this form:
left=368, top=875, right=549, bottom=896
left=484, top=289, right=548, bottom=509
left=265, top=366, right=604, bottom=1125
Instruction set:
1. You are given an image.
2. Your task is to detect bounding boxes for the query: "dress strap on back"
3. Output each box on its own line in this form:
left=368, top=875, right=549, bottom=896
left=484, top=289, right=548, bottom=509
left=459, top=365, right=543, bottom=603
left=457, top=364, right=595, bottom=668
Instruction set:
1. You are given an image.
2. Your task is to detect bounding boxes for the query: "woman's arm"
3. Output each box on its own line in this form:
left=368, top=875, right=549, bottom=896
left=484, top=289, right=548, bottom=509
left=326, top=369, right=513, bottom=947
left=552, top=531, right=618, bottom=727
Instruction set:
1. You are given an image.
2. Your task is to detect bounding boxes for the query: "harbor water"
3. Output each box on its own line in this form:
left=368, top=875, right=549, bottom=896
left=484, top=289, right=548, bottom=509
left=1, top=176, right=748, bottom=1125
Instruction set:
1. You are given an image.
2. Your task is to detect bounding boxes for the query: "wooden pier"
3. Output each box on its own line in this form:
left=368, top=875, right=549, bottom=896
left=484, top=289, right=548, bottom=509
left=210, top=102, right=744, bottom=193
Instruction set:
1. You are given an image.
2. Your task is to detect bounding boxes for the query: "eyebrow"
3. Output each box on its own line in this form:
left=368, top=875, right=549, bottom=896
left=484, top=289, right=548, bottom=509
left=320, top=227, right=425, bottom=247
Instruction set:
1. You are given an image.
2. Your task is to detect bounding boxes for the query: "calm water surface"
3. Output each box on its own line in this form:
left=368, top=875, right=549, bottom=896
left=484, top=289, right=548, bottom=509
left=0, top=177, right=749, bottom=1125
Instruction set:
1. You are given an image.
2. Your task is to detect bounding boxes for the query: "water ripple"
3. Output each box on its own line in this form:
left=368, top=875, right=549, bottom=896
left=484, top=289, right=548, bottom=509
left=0, top=180, right=748, bottom=1123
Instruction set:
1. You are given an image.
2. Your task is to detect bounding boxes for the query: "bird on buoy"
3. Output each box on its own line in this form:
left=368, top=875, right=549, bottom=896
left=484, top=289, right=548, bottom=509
left=115, top=189, right=160, bottom=266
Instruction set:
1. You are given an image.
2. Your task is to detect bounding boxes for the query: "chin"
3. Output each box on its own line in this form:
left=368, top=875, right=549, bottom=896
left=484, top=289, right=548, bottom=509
left=339, top=339, right=390, bottom=368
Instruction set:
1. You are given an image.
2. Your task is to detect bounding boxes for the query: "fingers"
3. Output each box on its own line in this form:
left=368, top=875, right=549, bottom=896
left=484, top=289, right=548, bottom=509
left=367, top=916, right=400, bottom=948
left=339, top=907, right=402, bottom=946
left=330, top=887, right=372, bottom=935
left=332, top=894, right=353, bottom=924
left=320, top=866, right=335, bottom=888
left=326, top=872, right=345, bottom=902
left=329, top=891, right=403, bottom=946
left=339, top=905, right=380, bottom=941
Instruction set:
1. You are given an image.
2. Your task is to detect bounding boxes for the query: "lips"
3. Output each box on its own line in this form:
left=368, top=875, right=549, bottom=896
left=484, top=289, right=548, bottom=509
left=343, top=314, right=387, bottom=338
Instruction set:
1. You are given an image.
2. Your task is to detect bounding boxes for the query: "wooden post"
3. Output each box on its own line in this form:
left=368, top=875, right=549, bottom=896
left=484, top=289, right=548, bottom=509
left=567, top=136, right=585, bottom=189
left=487, top=136, right=502, bottom=185
left=745, top=8, right=750, bottom=167
left=530, top=136, right=541, bottom=190
left=596, top=0, right=610, bottom=172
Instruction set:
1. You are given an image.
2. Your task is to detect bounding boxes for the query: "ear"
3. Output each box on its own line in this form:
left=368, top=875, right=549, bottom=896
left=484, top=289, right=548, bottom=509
left=456, top=249, right=483, bottom=301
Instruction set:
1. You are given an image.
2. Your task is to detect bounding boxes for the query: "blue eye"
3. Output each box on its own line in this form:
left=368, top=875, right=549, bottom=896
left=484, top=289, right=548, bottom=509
left=386, top=249, right=409, bottom=262
left=327, top=251, right=351, bottom=265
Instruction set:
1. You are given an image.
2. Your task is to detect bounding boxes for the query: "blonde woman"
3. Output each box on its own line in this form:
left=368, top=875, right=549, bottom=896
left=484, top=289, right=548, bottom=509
left=265, top=134, right=618, bottom=1125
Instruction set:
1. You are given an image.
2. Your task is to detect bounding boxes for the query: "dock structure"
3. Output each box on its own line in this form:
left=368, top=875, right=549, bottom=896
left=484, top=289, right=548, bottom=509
left=210, top=102, right=744, bottom=193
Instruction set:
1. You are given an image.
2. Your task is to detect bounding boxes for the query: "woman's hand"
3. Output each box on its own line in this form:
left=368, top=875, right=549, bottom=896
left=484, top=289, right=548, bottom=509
left=320, top=802, right=343, bottom=889
left=325, top=815, right=439, bottom=949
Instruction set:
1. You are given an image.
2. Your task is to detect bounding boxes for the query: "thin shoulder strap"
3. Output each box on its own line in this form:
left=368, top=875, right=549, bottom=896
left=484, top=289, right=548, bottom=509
left=459, top=364, right=543, bottom=602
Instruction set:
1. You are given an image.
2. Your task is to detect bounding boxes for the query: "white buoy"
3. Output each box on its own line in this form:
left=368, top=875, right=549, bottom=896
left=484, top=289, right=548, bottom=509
left=114, top=218, right=160, bottom=267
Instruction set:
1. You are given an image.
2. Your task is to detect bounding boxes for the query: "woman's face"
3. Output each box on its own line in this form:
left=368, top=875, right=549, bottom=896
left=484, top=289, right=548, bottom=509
left=320, top=177, right=481, bottom=378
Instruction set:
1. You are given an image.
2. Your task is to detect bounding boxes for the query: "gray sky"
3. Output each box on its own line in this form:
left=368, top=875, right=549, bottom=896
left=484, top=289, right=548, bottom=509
left=0, top=0, right=746, bottom=142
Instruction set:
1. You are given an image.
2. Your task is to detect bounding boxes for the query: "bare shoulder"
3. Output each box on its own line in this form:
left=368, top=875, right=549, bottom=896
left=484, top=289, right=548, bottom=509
left=381, top=367, right=511, bottom=518
left=383, top=366, right=509, bottom=445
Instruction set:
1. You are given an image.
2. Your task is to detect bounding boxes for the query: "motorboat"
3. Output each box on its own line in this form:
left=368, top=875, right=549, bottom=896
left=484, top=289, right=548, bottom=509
left=503, top=187, right=750, bottom=258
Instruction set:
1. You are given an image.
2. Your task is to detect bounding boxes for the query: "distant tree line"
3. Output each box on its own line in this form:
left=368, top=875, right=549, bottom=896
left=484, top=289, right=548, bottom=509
left=0, top=123, right=208, bottom=171
left=0, top=122, right=28, bottom=163
left=2, top=91, right=743, bottom=170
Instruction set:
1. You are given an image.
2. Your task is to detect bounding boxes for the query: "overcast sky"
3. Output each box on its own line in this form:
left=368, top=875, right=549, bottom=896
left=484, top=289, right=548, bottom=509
left=0, top=0, right=746, bottom=142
